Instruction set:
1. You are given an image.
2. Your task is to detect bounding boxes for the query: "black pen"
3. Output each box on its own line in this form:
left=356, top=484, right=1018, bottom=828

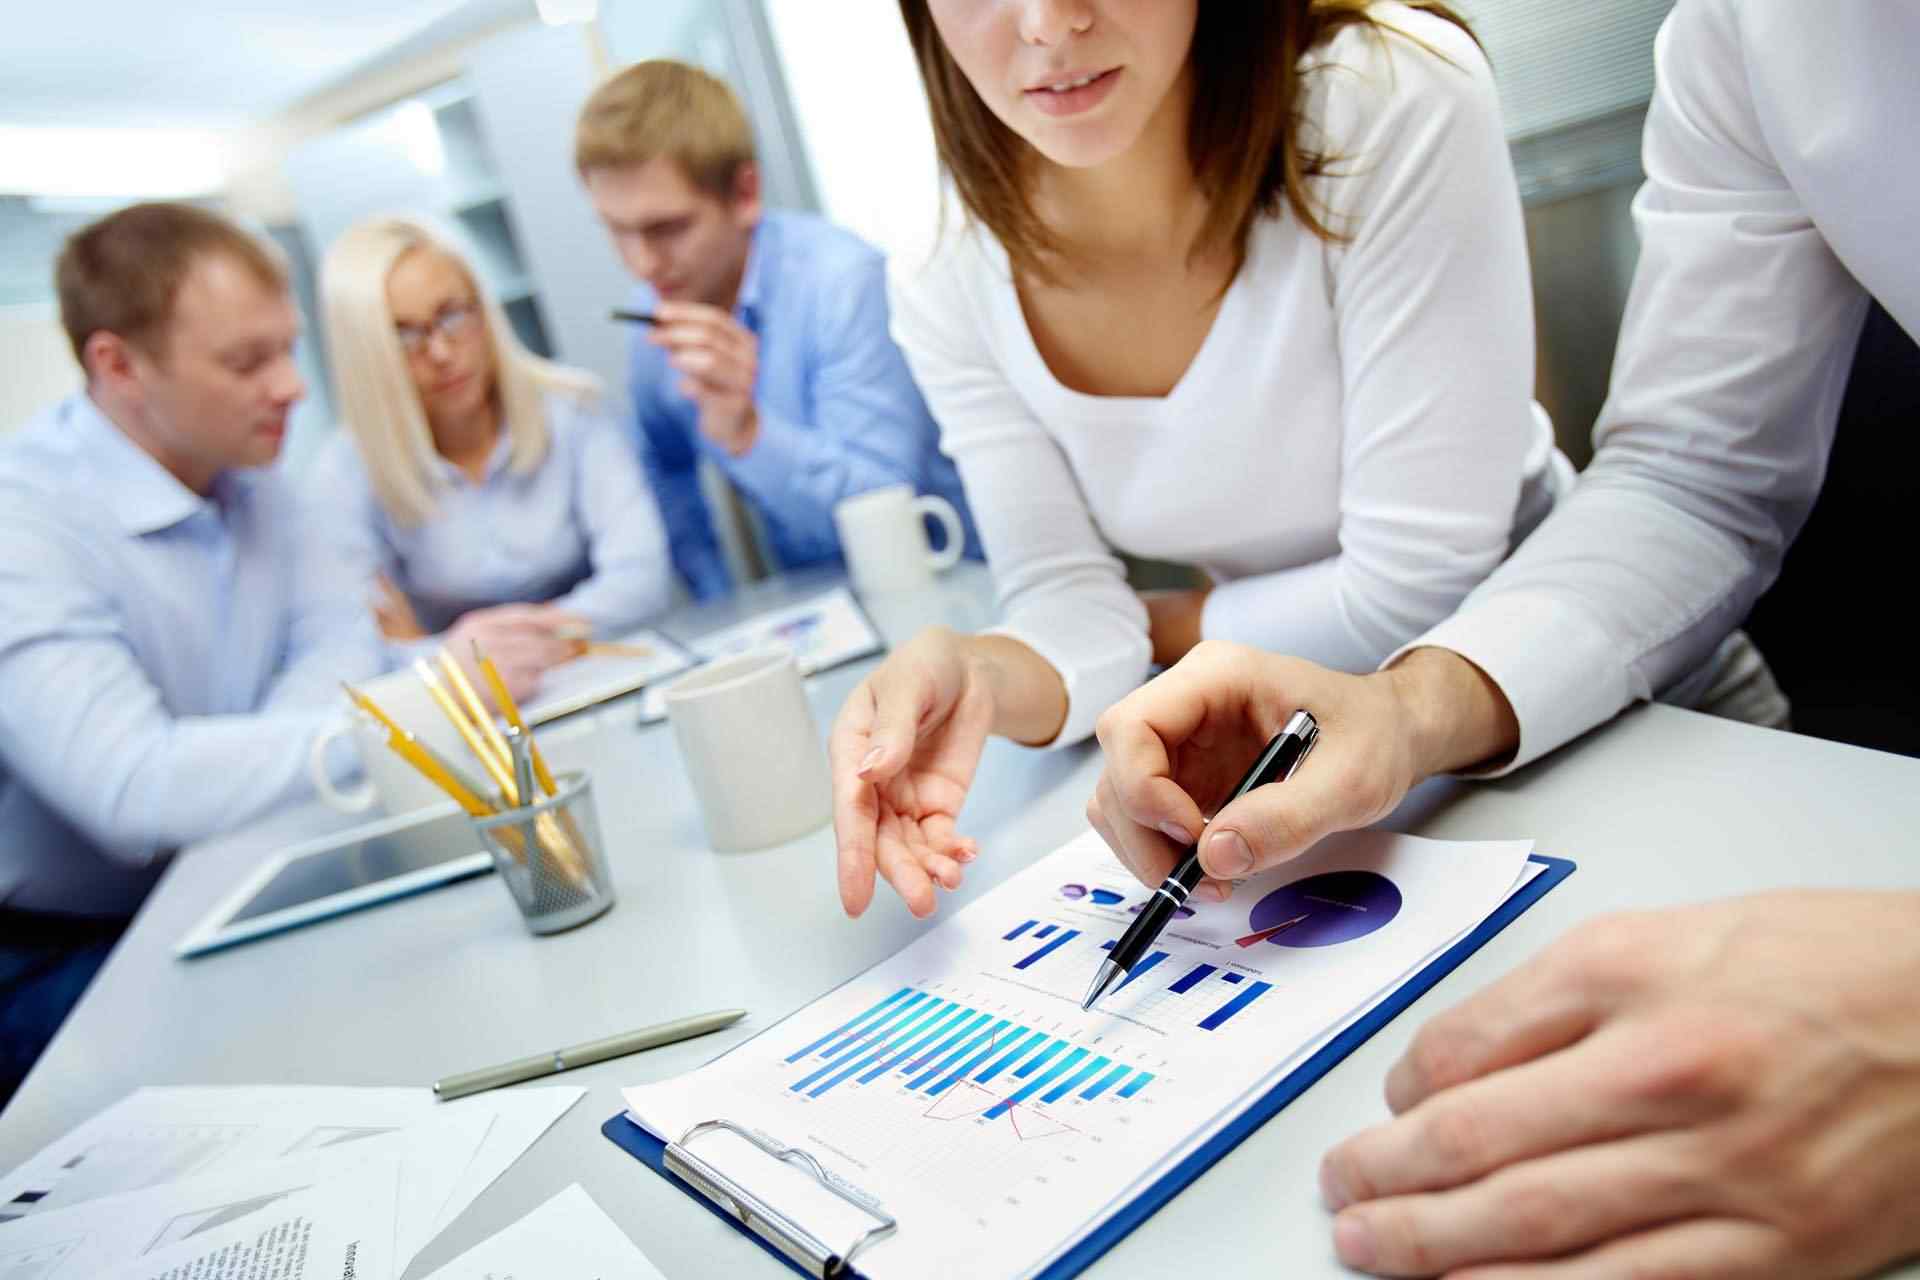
left=1083, top=710, right=1320, bottom=1011
left=610, top=307, right=658, bottom=325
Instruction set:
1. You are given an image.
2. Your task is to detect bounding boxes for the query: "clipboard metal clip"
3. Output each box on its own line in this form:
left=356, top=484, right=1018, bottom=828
left=664, top=1118, right=898, bottom=1278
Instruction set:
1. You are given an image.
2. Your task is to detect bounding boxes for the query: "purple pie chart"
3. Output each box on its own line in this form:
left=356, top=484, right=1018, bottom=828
left=1245, top=871, right=1402, bottom=947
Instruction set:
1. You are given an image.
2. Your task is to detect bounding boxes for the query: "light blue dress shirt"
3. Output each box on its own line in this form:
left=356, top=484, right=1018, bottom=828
left=308, top=391, right=673, bottom=643
left=0, top=394, right=385, bottom=917
left=629, top=210, right=983, bottom=600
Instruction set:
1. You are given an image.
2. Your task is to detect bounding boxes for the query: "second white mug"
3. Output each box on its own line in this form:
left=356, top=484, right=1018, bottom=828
left=308, top=668, right=469, bottom=816
left=662, top=649, right=831, bottom=852
left=833, top=484, right=964, bottom=595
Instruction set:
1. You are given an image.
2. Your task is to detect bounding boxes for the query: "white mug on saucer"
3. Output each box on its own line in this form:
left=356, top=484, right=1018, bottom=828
left=662, top=650, right=831, bottom=852
left=309, top=668, right=468, bottom=816
left=833, top=484, right=964, bottom=595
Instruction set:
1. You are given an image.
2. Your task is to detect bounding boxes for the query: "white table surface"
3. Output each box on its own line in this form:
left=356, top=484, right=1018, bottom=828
left=4, top=563, right=1917, bottom=1279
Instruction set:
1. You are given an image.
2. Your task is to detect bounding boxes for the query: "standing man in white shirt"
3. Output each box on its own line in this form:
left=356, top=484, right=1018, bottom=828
left=1086, top=2, right=1920, bottom=1275
left=0, top=203, right=385, bottom=1105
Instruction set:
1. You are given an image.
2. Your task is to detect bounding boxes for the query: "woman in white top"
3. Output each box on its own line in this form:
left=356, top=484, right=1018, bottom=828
left=832, top=0, right=1569, bottom=918
left=314, top=216, right=672, bottom=698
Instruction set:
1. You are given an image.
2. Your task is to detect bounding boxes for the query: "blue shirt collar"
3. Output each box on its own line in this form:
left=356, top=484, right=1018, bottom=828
left=67, top=393, right=234, bottom=536
left=625, top=214, right=779, bottom=330
left=429, top=425, right=514, bottom=487
left=735, top=215, right=775, bottom=328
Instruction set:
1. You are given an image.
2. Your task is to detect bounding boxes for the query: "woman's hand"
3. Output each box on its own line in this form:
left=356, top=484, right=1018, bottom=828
left=372, top=574, right=427, bottom=641
left=443, top=604, right=582, bottom=706
left=831, top=628, right=993, bottom=919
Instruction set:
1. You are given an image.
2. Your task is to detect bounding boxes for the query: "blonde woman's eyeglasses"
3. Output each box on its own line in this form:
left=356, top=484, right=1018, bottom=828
left=395, top=301, right=479, bottom=355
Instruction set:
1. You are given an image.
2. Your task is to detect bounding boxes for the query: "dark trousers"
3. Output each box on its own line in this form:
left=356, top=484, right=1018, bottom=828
left=0, top=910, right=125, bottom=1110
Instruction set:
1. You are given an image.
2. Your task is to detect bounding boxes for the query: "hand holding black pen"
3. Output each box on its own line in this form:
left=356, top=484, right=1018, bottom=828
left=1084, top=710, right=1320, bottom=1011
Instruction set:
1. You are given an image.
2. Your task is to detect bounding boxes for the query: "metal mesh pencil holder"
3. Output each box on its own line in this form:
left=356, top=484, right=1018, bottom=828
left=472, top=770, right=615, bottom=934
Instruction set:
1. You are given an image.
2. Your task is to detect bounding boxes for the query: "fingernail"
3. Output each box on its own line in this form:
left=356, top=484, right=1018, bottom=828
left=1333, top=1214, right=1375, bottom=1268
left=1205, top=829, right=1253, bottom=877
left=1159, top=821, right=1192, bottom=845
left=858, top=746, right=884, bottom=775
left=1319, top=1158, right=1352, bottom=1210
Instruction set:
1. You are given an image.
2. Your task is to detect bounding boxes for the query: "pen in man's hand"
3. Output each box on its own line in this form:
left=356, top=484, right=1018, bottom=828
left=1083, top=710, right=1320, bottom=1011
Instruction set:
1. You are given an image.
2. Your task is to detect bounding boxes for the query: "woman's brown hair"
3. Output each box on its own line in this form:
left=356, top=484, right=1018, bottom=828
left=897, top=1, right=1477, bottom=282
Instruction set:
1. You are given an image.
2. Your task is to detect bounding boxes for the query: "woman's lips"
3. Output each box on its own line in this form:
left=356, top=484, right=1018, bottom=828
left=1024, top=66, right=1120, bottom=117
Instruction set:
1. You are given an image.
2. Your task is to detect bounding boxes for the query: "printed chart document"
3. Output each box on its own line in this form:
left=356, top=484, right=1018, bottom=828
left=622, top=830, right=1536, bottom=1279
left=0, top=1111, right=484, bottom=1277
left=524, top=629, right=696, bottom=725
left=105, top=1161, right=400, bottom=1280
left=417, top=1183, right=665, bottom=1280
left=636, top=587, right=883, bottom=721
left=0, top=1085, right=582, bottom=1240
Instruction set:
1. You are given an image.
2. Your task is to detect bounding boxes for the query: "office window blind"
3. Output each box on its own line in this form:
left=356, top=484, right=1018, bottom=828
left=1455, top=0, right=1677, bottom=203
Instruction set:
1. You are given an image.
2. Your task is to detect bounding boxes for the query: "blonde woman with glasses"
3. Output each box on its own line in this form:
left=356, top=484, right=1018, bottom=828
left=313, top=215, right=671, bottom=698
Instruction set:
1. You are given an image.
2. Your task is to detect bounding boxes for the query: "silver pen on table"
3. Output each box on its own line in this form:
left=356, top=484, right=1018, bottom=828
left=432, top=1008, right=749, bottom=1100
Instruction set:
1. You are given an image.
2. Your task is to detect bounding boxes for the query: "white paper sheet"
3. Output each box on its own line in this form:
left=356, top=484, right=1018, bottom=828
left=0, top=1111, right=485, bottom=1277
left=103, top=1160, right=399, bottom=1280
left=0, top=1085, right=581, bottom=1245
left=416, top=1184, right=665, bottom=1280
left=623, top=829, right=1535, bottom=1279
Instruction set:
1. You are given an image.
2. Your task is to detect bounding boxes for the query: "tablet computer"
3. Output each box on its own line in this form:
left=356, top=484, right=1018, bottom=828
left=176, top=804, right=493, bottom=958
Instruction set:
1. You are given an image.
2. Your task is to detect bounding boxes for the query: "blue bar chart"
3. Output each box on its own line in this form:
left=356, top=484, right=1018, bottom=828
left=1199, top=981, right=1273, bottom=1031
left=1000, top=920, right=1279, bottom=1029
left=1013, top=929, right=1079, bottom=970
left=783, top=987, right=1157, bottom=1117
left=1168, top=963, right=1217, bottom=993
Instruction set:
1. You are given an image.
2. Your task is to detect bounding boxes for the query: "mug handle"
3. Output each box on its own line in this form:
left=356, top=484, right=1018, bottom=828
left=914, top=495, right=965, bottom=573
left=310, top=721, right=377, bottom=814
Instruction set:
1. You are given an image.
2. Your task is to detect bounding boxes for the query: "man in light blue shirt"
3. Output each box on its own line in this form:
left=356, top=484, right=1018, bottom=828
left=576, top=60, right=981, bottom=601
left=0, top=203, right=383, bottom=1101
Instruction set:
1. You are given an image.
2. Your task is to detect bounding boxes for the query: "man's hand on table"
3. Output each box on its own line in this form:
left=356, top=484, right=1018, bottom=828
left=1321, top=891, right=1920, bottom=1278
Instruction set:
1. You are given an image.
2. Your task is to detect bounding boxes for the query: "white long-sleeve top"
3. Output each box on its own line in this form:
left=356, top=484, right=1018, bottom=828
left=891, top=4, right=1564, bottom=746
left=1414, top=0, right=1920, bottom=772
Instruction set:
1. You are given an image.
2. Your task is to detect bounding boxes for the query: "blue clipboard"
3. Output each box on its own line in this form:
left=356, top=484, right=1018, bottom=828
left=603, top=852, right=1575, bottom=1278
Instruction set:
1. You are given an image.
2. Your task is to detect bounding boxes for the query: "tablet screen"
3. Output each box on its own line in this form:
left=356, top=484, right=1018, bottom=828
left=225, top=808, right=486, bottom=924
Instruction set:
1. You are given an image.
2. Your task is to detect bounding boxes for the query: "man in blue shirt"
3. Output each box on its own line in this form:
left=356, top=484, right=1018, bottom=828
left=574, top=59, right=981, bottom=601
left=0, top=204, right=386, bottom=1102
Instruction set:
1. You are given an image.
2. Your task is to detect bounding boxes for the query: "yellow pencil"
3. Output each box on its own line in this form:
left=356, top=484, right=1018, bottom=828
left=472, top=643, right=558, bottom=797
left=340, top=684, right=495, bottom=819
left=432, top=654, right=590, bottom=885
left=585, top=641, right=657, bottom=660
left=438, top=651, right=516, bottom=783
left=414, top=659, right=519, bottom=804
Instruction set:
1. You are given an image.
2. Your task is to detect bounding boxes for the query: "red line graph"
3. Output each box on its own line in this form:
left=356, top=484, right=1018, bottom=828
left=914, top=1027, right=1083, bottom=1142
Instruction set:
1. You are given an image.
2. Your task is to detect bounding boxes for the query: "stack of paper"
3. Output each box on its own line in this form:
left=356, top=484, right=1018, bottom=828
left=622, top=829, right=1539, bottom=1279
left=0, top=1085, right=581, bottom=1279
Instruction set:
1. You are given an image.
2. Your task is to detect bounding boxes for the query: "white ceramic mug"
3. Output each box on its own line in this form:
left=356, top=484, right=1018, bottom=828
left=309, top=668, right=470, bottom=816
left=833, top=484, right=964, bottom=595
left=662, top=650, right=831, bottom=852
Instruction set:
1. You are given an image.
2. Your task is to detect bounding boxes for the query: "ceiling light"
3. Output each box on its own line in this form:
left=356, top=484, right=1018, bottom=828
left=534, top=0, right=598, bottom=24
left=0, top=126, right=226, bottom=200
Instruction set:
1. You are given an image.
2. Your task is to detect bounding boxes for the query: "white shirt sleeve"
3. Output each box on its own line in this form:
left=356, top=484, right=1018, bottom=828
left=1202, top=15, right=1543, bottom=672
left=1409, top=0, right=1874, bottom=771
left=890, top=247, right=1150, bottom=748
